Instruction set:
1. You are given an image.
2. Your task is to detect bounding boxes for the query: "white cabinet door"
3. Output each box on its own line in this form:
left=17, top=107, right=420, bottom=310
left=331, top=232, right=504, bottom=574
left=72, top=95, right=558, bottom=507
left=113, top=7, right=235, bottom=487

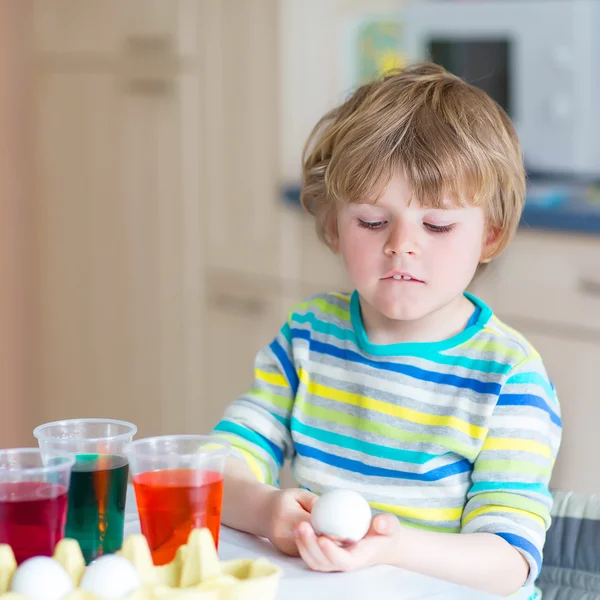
left=201, top=0, right=282, bottom=280
left=32, top=0, right=199, bottom=57
left=518, top=329, right=600, bottom=494
left=202, top=271, right=299, bottom=433
left=34, top=69, right=204, bottom=438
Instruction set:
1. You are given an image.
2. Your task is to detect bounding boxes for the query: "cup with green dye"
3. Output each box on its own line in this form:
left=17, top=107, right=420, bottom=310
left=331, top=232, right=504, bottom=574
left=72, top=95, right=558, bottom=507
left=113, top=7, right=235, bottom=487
left=33, top=418, right=137, bottom=563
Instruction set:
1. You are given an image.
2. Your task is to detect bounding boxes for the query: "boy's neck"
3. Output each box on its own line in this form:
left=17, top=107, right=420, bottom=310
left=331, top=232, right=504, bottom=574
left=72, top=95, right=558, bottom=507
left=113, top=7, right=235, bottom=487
left=358, top=293, right=476, bottom=346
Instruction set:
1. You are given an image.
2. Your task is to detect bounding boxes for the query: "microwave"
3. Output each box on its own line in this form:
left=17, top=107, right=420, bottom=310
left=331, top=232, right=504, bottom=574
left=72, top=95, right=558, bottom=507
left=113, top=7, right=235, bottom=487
left=402, top=0, right=600, bottom=179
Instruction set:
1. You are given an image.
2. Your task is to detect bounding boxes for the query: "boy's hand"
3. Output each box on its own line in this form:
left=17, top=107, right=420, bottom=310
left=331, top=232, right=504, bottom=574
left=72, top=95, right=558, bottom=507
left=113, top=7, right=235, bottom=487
left=264, top=488, right=319, bottom=556
left=294, top=513, right=400, bottom=572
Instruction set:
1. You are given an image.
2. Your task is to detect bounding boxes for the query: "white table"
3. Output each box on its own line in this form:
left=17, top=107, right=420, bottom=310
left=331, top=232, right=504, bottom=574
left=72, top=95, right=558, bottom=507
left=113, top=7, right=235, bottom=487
left=124, top=487, right=512, bottom=600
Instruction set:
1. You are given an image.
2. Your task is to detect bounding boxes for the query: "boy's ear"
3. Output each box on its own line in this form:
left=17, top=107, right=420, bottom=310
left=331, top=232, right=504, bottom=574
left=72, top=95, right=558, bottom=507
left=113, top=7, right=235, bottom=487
left=480, top=226, right=501, bottom=263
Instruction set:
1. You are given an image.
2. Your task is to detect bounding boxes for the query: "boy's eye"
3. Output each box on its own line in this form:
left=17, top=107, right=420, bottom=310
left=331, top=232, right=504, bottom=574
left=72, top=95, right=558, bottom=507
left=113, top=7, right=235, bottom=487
left=357, top=219, right=387, bottom=230
left=424, top=222, right=455, bottom=233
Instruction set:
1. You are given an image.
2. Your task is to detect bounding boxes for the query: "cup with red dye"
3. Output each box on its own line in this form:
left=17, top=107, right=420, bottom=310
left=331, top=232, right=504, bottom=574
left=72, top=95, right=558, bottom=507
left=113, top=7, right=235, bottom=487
left=126, top=435, right=230, bottom=565
left=0, top=448, right=75, bottom=564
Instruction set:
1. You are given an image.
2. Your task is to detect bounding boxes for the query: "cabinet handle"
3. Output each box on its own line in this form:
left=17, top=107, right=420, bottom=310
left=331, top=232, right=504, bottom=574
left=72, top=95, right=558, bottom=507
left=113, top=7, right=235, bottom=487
left=124, top=34, right=173, bottom=58
left=124, top=78, right=172, bottom=96
left=578, top=276, right=600, bottom=297
left=212, top=293, right=266, bottom=316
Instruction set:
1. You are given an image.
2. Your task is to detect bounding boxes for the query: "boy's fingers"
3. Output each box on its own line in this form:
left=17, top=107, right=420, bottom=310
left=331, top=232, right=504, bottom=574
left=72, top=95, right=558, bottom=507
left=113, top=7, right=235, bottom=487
left=296, top=489, right=319, bottom=512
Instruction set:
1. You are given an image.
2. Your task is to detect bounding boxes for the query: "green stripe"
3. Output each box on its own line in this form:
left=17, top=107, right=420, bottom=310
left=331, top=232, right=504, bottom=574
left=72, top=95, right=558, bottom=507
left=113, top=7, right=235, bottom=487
left=249, top=388, right=293, bottom=412
left=402, top=520, right=460, bottom=534
left=293, top=298, right=350, bottom=322
left=474, top=460, right=551, bottom=477
left=291, top=416, right=438, bottom=464
left=468, top=491, right=549, bottom=516
left=460, top=339, right=525, bottom=362
left=295, top=395, right=478, bottom=460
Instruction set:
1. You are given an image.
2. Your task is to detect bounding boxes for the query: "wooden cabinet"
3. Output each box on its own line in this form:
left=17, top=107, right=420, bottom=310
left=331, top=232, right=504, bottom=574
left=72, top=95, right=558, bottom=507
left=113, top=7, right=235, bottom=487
left=32, top=0, right=199, bottom=57
left=493, top=232, right=600, bottom=335
left=202, top=0, right=282, bottom=281
left=519, top=330, right=600, bottom=494
left=32, top=5, right=204, bottom=438
left=31, top=0, right=282, bottom=440
left=202, top=271, right=303, bottom=432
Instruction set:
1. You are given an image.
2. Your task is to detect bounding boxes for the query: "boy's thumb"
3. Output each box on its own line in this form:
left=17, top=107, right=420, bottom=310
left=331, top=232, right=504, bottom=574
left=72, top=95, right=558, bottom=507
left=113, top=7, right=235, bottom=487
left=372, top=513, right=400, bottom=536
left=297, top=489, right=319, bottom=512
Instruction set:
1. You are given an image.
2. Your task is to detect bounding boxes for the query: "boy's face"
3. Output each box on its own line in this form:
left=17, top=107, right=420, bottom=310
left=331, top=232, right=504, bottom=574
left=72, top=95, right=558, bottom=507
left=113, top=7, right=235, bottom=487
left=333, top=172, right=493, bottom=336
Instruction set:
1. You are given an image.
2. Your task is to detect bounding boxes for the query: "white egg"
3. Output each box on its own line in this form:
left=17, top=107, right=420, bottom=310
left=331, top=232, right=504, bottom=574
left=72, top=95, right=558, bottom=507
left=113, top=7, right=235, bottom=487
left=10, top=556, right=74, bottom=600
left=80, top=554, right=141, bottom=599
left=311, top=489, right=372, bottom=543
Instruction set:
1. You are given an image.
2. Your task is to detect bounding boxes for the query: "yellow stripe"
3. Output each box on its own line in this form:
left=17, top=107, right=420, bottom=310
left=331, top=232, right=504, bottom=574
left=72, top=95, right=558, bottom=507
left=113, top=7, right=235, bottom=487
left=255, top=369, right=289, bottom=389
left=482, top=437, right=551, bottom=458
left=237, top=448, right=267, bottom=484
left=462, top=505, right=546, bottom=529
left=460, top=339, right=524, bottom=361
left=370, top=501, right=464, bottom=522
left=300, top=369, right=486, bottom=440
left=329, top=292, right=351, bottom=303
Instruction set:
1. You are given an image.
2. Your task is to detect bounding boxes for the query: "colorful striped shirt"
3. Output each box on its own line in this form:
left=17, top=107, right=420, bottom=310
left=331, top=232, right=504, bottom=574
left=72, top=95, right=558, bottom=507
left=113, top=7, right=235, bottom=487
left=212, top=291, right=562, bottom=594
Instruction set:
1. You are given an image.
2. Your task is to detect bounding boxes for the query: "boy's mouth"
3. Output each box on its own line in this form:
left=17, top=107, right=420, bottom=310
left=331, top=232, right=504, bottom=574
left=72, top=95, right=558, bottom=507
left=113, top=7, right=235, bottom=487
left=382, top=271, right=424, bottom=283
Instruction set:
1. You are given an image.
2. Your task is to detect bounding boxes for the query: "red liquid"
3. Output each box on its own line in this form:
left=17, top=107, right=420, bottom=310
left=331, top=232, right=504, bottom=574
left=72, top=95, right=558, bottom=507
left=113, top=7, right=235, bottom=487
left=0, top=482, right=69, bottom=564
left=133, top=469, right=224, bottom=565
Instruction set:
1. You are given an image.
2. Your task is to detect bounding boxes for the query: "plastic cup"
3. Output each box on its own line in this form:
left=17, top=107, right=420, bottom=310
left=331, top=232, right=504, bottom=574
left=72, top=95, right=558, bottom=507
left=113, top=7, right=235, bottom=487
left=33, top=418, right=137, bottom=563
left=126, top=435, right=230, bottom=565
left=0, top=448, right=75, bottom=564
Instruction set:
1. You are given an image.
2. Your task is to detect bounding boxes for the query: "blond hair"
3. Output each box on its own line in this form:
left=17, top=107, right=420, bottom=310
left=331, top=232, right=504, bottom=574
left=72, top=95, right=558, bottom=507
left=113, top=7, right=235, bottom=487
left=301, top=62, right=526, bottom=260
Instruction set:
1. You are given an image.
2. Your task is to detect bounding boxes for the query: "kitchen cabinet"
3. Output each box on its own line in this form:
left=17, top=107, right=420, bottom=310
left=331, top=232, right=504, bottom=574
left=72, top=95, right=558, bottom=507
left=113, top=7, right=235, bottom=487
left=520, top=330, right=600, bottom=494
left=202, top=0, right=282, bottom=281
left=202, top=271, right=303, bottom=432
left=33, top=5, right=204, bottom=438
left=32, top=0, right=199, bottom=58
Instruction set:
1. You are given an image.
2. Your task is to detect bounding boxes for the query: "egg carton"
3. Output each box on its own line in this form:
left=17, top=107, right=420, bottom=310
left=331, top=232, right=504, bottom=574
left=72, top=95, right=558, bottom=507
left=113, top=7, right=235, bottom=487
left=0, top=528, right=282, bottom=600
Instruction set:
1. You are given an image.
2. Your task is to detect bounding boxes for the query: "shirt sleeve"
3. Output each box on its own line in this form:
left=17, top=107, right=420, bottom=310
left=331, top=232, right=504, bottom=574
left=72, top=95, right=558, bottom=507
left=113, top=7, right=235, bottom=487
left=211, top=320, right=297, bottom=487
left=460, top=353, right=562, bottom=586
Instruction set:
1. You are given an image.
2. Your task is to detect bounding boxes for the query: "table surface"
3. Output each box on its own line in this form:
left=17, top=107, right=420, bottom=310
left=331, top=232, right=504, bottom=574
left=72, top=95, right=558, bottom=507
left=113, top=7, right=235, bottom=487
left=124, top=486, right=514, bottom=600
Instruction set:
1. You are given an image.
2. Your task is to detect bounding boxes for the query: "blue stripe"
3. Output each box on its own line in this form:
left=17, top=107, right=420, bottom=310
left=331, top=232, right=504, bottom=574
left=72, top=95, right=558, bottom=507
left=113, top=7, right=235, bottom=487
left=292, top=312, right=355, bottom=342
left=289, top=323, right=511, bottom=375
left=498, top=393, right=562, bottom=427
left=280, top=322, right=292, bottom=345
left=270, top=339, right=299, bottom=395
left=291, top=329, right=501, bottom=395
left=494, top=532, right=542, bottom=573
left=505, top=372, right=557, bottom=403
left=272, top=413, right=290, bottom=427
left=291, top=417, right=438, bottom=464
left=295, top=442, right=472, bottom=481
left=213, top=421, right=284, bottom=467
left=469, top=482, right=552, bottom=497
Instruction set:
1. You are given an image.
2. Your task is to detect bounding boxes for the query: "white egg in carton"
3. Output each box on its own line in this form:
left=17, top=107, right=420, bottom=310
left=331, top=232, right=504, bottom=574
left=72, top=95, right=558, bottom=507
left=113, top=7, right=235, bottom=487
left=0, top=528, right=281, bottom=600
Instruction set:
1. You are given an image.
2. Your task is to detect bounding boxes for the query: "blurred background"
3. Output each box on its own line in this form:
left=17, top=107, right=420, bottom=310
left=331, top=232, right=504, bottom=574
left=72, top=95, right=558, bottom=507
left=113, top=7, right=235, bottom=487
left=1, top=0, right=599, bottom=492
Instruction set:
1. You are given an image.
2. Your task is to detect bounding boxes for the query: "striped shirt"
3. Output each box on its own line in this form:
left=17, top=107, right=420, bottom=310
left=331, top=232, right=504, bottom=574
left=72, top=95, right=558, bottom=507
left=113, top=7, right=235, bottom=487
left=212, top=291, right=562, bottom=593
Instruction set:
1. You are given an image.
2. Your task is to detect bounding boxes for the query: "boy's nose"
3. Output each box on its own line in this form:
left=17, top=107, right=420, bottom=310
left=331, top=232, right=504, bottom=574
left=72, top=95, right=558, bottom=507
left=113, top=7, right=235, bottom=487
left=383, top=222, right=419, bottom=257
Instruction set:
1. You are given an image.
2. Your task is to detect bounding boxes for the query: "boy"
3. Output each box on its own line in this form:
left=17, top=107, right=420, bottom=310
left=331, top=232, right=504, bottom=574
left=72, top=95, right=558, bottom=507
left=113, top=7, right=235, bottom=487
left=212, top=62, right=561, bottom=599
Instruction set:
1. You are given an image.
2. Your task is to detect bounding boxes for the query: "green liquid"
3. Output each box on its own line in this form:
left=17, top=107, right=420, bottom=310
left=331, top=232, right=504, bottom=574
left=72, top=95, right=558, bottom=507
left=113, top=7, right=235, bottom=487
left=66, top=454, right=129, bottom=563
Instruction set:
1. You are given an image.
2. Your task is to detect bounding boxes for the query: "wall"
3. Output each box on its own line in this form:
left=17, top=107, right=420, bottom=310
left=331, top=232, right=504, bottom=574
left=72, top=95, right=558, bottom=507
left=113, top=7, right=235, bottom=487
left=0, top=0, right=34, bottom=447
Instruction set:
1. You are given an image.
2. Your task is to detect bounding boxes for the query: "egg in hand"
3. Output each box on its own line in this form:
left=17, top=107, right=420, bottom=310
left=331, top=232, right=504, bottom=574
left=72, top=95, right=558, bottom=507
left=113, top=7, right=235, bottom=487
left=310, top=489, right=372, bottom=544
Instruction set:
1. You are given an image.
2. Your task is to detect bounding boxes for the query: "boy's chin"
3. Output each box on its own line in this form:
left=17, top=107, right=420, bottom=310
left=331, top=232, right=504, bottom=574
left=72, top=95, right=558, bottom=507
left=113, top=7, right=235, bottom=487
left=372, top=300, right=431, bottom=323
